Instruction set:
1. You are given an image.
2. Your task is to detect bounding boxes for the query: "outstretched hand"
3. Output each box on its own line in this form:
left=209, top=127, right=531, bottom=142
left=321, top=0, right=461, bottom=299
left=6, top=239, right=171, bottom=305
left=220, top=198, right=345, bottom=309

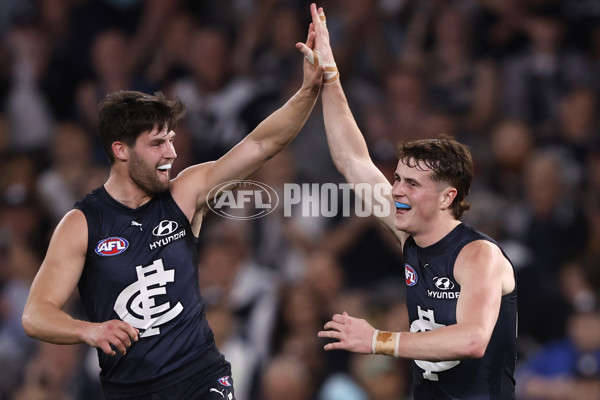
left=318, top=311, right=375, bottom=354
left=296, top=3, right=339, bottom=90
left=296, top=13, right=324, bottom=91
left=297, top=3, right=336, bottom=66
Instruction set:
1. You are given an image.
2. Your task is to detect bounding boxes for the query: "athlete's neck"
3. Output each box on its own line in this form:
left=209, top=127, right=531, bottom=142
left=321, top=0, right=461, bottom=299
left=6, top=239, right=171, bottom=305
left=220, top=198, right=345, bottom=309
left=411, top=219, right=461, bottom=248
left=104, top=173, right=153, bottom=209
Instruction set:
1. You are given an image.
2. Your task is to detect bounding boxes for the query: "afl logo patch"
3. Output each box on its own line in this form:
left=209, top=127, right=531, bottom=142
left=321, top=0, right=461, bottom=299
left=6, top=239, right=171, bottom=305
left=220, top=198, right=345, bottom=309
left=95, top=237, right=129, bottom=256
left=218, top=376, right=232, bottom=387
left=405, top=263, right=418, bottom=286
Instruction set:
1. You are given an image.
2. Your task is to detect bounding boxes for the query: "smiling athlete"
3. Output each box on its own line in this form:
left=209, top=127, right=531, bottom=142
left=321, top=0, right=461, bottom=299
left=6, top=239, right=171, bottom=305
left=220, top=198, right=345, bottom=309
left=301, top=3, right=517, bottom=399
left=22, top=22, right=325, bottom=400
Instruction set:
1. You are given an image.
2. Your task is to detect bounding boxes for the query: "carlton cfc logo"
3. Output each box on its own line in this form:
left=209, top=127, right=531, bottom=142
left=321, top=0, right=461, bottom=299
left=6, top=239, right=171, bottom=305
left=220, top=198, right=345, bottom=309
left=95, top=237, right=129, bottom=256
left=405, top=263, right=418, bottom=286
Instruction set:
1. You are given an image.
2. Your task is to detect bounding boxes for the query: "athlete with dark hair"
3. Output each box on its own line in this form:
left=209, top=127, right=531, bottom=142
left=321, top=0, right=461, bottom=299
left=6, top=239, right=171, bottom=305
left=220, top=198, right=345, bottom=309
left=22, top=25, right=325, bottom=399
left=302, top=3, right=518, bottom=399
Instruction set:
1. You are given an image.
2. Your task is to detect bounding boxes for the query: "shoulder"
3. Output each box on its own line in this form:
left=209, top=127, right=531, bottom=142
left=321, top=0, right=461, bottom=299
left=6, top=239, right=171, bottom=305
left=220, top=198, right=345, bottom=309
left=455, top=239, right=507, bottom=276
left=46, top=209, right=88, bottom=258
left=453, top=225, right=503, bottom=259
left=454, top=237, right=515, bottom=293
left=58, top=209, right=88, bottom=232
left=53, top=209, right=88, bottom=244
left=459, top=239, right=503, bottom=260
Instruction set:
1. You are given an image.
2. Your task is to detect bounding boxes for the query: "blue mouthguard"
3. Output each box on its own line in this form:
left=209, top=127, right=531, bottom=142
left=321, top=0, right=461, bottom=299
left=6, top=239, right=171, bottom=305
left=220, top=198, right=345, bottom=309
left=395, top=202, right=411, bottom=210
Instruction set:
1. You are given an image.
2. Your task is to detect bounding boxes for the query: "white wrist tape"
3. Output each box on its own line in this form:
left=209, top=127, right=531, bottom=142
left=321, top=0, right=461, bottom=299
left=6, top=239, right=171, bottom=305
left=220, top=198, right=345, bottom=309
left=394, top=331, right=401, bottom=358
left=323, top=66, right=339, bottom=85
left=371, top=329, right=379, bottom=354
left=304, top=50, right=339, bottom=86
left=373, top=330, right=401, bottom=358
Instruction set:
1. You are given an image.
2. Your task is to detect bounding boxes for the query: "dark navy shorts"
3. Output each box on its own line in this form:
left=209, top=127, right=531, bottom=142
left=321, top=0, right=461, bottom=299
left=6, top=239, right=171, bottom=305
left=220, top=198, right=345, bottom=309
left=104, top=363, right=236, bottom=400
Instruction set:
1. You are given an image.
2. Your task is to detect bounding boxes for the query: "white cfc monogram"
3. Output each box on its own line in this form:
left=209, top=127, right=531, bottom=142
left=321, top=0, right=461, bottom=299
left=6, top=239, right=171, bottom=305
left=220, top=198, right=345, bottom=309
left=410, top=305, right=460, bottom=381
left=114, top=259, right=183, bottom=337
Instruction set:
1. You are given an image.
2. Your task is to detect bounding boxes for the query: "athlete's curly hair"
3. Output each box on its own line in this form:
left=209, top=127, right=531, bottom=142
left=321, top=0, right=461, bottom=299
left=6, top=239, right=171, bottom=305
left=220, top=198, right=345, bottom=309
left=396, top=134, right=473, bottom=219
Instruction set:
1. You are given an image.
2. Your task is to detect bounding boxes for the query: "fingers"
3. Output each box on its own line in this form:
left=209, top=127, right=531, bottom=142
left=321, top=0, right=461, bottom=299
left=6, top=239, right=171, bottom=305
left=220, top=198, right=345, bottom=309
left=94, top=320, right=140, bottom=356
left=318, top=329, right=344, bottom=352
left=308, top=3, right=334, bottom=66
left=113, top=319, right=140, bottom=340
left=127, top=325, right=140, bottom=342
left=310, top=3, right=320, bottom=28
left=310, top=4, right=327, bottom=31
left=111, top=336, right=129, bottom=356
left=323, top=320, right=344, bottom=331
left=296, top=30, right=315, bottom=57
left=117, top=330, right=131, bottom=348
left=324, top=341, right=345, bottom=351
left=318, top=329, right=339, bottom=339
left=332, top=313, right=349, bottom=323
left=98, top=341, right=116, bottom=356
left=306, top=27, right=315, bottom=49
left=303, top=22, right=315, bottom=48
left=295, top=42, right=310, bottom=57
left=319, top=317, right=346, bottom=351
left=113, top=320, right=140, bottom=351
left=305, top=20, right=312, bottom=42
left=321, top=313, right=352, bottom=334
left=297, top=23, right=318, bottom=69
left=318, top=7, right=326, bottom=26
left=319, top=327, right=353, bottom=352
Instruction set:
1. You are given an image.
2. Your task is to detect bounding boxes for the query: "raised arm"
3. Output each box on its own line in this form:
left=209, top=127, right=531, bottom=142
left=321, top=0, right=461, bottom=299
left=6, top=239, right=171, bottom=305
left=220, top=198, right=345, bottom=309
left=22, top=210, right=139, bottom=356
left=302, top=3, right=401, bottom=241
left=171, top=18, right=324, bottom=221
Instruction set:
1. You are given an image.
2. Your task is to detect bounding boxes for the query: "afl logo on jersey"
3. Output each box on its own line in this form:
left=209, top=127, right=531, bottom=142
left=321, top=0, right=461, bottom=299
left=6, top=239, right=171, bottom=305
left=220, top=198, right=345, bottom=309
left=405, top=263, right=418, bottom=286
left=218, top=376, right=232, bottom=387
left=95, top=237, right=129, bottom=256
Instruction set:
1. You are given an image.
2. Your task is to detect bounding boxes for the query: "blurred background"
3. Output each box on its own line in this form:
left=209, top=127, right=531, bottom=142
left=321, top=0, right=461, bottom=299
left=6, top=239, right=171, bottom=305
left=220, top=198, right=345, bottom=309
left=0, top=0, right=599, bottom=399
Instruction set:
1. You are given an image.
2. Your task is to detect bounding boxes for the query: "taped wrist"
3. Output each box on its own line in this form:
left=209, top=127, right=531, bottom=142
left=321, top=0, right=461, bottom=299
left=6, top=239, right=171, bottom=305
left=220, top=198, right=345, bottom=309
left=304, top=49, right=339, bottom=85
left=371, top=330, right=401, bottom=358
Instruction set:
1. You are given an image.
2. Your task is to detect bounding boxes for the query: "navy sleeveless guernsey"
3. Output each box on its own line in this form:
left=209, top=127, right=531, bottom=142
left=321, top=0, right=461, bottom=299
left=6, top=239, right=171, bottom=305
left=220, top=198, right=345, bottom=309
left=75, top=186, right=227, bottom=397
left=402, top=223, right=517, bottom=400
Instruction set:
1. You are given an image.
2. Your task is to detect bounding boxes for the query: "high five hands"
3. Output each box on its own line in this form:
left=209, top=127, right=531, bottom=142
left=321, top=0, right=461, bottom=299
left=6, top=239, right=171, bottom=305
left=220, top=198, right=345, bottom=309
left=296, top=3, right=339, bottom=87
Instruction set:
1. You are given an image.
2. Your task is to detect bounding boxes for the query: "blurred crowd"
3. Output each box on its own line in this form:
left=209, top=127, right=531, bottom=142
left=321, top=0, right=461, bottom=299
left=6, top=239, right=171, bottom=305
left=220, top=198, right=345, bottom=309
left=0, top=0, right=600, bottom=399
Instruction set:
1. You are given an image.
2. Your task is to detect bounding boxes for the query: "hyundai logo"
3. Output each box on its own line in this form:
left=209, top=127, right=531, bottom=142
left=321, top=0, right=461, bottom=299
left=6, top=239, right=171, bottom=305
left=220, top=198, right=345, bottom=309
left=152, top=220, right=179, bottom=236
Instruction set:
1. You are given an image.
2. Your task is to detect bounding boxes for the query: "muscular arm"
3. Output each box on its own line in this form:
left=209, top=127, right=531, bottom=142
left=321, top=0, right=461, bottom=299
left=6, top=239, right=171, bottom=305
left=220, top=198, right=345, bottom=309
left=395, top=240, right=507, bottom=360
left=22, top=210, right=139, bottom=356
left=171, top=24, right=324, bottom=223
left=306, top=4, right=402, bottom=242
left=319, top=240, right=513, bottom=361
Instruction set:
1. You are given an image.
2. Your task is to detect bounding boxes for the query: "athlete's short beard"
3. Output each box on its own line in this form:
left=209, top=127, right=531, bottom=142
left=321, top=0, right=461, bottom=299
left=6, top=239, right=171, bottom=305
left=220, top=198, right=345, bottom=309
left=129, top=150, right=169, bottom=194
